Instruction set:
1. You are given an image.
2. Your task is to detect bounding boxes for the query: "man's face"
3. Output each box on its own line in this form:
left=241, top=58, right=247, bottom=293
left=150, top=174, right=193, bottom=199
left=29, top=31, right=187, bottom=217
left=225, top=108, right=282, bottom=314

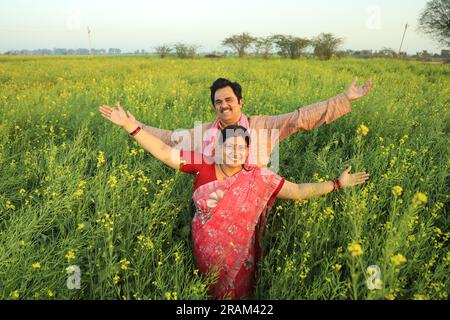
left=222, top=136, right=248, bottom=168
left=213, top=86, right=243, bottom=125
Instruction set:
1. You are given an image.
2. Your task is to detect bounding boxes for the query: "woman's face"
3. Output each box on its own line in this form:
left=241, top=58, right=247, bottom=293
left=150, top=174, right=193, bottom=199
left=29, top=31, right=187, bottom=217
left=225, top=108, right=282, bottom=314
left=222, top=136, right=248, bottom=168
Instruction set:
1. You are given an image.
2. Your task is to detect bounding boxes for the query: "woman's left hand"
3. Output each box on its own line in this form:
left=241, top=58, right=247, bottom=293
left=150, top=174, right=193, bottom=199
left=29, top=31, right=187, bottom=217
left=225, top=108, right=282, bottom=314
left=338, top=165, right=370, bottom=188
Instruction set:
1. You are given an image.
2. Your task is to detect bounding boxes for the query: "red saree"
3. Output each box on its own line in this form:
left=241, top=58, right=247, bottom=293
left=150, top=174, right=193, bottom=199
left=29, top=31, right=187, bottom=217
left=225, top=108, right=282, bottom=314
left=189, top=163, right=283, bottom=299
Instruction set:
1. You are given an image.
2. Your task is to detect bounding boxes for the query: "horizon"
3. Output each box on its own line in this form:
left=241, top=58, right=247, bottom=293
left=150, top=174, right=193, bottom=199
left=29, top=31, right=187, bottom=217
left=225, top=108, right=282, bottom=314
left=0, top=0, right=447, bottom=55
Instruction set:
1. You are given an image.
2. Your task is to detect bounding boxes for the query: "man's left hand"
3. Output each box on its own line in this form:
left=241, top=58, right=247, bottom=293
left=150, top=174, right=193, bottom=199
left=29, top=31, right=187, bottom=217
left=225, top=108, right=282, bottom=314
left=345, top=78, right=372, bottom=101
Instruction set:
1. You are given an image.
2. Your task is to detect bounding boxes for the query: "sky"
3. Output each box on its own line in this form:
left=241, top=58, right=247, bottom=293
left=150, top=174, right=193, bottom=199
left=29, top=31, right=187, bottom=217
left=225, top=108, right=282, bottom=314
left=0, top=0, right=446, bottom=54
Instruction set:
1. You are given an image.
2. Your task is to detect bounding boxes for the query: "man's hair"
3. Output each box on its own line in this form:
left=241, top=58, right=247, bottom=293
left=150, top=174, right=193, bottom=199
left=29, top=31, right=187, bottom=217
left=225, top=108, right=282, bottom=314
left=219, top=125, right=250, bottom=146
left=210, top=78, right=243, bottom=107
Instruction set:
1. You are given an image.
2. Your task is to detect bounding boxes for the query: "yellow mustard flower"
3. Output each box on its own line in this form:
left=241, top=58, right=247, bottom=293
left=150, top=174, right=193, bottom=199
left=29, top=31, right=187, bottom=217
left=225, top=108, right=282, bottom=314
left=65, top=250, right=76, bottom=262
left=6, top=200, right=15, bottom=210
left=391, top=253, right=407, bottom=266
left=392, top=186, right=403, bottom=197
left=108, top=175, right=118, bottom=188
left=129, top=148, right=138, bottom=156
left=443, top=252, right=450, bottom=263
left=348, top=241, right=364, bottom=257
left=97, top=151, right=105, bottom=168
left=357, top=124, right=369, bottom=136
left=120, top=258, right=130, bottom=270
left=412, top=192, right=427, bottom=207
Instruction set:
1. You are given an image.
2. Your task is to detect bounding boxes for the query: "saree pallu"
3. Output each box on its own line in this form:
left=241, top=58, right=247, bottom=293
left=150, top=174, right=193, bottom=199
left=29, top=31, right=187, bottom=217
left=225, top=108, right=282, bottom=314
left=191, top=166, right=282, bottom=299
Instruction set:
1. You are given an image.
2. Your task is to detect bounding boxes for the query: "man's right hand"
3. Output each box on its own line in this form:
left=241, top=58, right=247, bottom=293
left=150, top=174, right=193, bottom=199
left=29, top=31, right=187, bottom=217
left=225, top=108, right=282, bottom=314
left=99, top=101, right=137, bottom=127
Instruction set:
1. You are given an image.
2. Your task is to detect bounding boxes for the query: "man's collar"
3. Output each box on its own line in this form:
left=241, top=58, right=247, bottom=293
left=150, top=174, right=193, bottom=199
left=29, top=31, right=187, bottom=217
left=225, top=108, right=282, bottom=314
left=218, top=114, right=243, bottom=130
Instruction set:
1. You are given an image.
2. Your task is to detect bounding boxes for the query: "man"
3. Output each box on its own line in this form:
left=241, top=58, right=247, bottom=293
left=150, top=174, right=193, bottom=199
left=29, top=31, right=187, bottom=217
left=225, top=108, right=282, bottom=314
left=99, top=77, right=372, bottom=167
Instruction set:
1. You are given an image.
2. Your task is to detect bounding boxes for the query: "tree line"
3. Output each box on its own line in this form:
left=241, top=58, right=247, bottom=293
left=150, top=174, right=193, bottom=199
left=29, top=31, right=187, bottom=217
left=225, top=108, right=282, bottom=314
left=155, top=32, right=343, bottom=60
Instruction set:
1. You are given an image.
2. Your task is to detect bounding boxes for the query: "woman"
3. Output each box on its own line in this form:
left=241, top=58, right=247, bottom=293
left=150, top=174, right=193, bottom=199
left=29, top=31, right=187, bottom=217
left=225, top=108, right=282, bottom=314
left=100, top=103, right=370, bottom=300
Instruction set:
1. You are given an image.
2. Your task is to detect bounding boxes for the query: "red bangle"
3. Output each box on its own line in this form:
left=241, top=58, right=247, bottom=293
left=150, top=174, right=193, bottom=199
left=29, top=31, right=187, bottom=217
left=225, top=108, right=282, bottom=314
left=332, top=178, right=341, bottom=191
left=130, top=126, right=141, bottom=137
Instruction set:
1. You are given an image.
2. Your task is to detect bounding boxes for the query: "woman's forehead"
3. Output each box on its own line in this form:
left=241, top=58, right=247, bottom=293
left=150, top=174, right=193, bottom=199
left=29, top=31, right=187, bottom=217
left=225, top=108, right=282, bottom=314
left=224, top=136, right=247, bottom=145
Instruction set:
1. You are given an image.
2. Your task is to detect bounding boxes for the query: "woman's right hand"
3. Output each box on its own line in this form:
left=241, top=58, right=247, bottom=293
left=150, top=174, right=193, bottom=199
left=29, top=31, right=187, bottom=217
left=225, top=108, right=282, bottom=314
left=338, top=165, right=370, bottom=188
left=99, top=100, right=137, bottom=127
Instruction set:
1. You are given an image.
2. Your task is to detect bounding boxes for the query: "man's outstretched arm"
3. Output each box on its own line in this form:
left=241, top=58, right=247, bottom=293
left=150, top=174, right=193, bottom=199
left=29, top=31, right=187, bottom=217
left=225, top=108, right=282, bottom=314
left=250, top=79, right=372, bottom=141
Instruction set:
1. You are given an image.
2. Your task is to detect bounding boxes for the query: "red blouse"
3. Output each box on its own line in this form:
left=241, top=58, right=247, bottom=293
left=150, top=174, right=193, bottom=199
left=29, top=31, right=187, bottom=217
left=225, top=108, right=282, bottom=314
left=179, top=150, right=285, bottom=198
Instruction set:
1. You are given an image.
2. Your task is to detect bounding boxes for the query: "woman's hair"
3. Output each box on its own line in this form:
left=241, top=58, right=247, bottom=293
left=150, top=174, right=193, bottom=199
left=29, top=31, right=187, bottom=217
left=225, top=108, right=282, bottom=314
left=210, top=78, right=243, bottom=107
left=219, top=125, right=250, bottom=146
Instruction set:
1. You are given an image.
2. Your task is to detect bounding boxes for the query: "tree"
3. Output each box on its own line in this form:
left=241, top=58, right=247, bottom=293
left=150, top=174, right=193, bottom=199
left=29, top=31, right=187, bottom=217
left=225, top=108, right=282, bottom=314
left=174, top=43, right=200, bottom=59
left=313, top=33, right=344, bottom=60
left=418, top=0, right=450, bottom=47
left=254, top=36, right=274, bottom=59
left=222, top=32, right=256, bottom=57
left=272, top=35, right=310, bottom=59
left=378, top=47, right=398, bottom=58
left=155, top=45, right=172, bottom=58
left=108, top=48, right=121, bottom=55
left=416, top=50, right=433, bottom=61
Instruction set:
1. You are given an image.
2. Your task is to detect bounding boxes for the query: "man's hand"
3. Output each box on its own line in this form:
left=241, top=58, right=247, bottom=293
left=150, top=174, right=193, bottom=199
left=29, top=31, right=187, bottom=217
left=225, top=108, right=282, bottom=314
left=338, top=165, right=370, bottom=189
left=345, top=78, right=372, bottom=101
left=99, top=101, right=137, bottom=128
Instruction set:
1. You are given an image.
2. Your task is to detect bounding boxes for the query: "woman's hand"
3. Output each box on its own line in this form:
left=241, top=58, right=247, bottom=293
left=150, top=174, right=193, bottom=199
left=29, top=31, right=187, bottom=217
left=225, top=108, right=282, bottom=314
left=338, top=165, right=369, bottom=188
left=99, top=101, right=137, bottom=128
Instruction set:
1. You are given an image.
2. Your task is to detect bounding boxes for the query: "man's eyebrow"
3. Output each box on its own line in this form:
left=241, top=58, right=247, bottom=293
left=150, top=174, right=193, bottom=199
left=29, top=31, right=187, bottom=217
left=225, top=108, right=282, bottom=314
left=215, top=96, right=234, bottom=103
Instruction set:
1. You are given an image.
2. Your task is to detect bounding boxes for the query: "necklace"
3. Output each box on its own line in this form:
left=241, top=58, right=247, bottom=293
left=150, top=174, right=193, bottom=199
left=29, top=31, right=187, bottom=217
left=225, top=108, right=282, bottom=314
left=219, top=164, right=240, bottom=178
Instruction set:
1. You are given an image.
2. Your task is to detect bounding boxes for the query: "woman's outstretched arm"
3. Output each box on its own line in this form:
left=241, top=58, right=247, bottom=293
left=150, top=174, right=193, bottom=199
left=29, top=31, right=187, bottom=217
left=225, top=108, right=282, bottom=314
left=124, top=121, right=181, bottom=170
left=277, top=166, right=369, bottom=200
left=100, top=101, right=181, bottom=170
